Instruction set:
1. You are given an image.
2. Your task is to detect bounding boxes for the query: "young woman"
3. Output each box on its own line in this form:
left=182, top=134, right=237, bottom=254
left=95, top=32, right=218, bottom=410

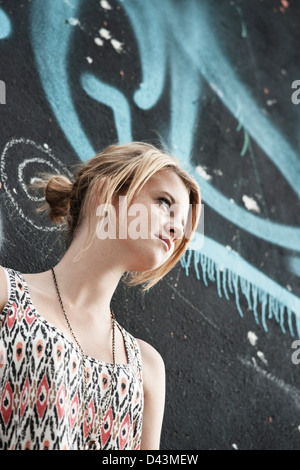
left=0, top=142, right=201, bottom=450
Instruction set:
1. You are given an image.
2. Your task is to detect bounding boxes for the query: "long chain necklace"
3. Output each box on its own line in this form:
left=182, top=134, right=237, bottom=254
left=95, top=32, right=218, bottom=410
left=51, top=267, right=116, bottom=450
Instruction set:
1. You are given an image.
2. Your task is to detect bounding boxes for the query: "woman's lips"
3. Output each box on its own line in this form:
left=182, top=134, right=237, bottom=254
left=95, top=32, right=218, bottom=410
left=156, top=235, right=171, bottom=251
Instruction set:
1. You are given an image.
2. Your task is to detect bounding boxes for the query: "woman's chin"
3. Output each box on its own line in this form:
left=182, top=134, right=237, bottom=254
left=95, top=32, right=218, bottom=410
left=130, top=253, right=168, bottom=273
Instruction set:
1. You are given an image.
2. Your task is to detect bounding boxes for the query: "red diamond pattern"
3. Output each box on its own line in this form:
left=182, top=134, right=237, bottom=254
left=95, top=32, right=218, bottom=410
left=36, top=375, right=49, bottom=419
left=1, top=380, right=13, bottom=425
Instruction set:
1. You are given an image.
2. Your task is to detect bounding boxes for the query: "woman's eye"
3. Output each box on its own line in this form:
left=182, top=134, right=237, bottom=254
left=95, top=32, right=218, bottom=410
left=158, top=197, right=171, bottom=208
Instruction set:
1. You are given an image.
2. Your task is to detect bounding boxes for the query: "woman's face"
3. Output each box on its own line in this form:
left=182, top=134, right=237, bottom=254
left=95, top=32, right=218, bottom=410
left=117, top=169, right=191, bottom=272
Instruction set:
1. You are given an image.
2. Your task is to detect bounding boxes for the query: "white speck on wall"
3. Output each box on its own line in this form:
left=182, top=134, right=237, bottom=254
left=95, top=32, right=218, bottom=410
left=266, top=99, right=277, bottom=106
left=94, top=37, right=104, bottom=46
left=68, top=17, right=80, bottom=26
left=100, top=0, right=112, bottom=9
left=111, top=39, right=124, bottom=53
left=232, top=443, right=238, bottom=450
left=43, top=143, right=49, bottom=150
left=99, top=28, right=112, bottom=40
left=247, top=331, right=258, bottom=347
left=196, top=165, right=212, bottom=181
left=242, top=195, right=261, bottom=213
left=86, top=56, right=93, bottom=64
left=257, top=351, right=268, bottom=366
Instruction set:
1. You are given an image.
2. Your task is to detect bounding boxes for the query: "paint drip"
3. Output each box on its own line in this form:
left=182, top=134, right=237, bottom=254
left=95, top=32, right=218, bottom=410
left=181, top=248, right=300, bottom=339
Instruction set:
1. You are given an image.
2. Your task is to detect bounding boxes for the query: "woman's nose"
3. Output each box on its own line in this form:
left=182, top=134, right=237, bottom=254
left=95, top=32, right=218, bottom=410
left=167, top=218, right=184, bottom=242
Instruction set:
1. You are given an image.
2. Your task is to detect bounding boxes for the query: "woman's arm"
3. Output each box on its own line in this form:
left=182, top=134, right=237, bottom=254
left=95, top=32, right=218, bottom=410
left=137, top=339, right=166, bottom=450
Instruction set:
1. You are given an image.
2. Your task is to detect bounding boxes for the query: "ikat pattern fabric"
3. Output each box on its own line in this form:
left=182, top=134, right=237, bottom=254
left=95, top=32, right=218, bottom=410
left=0, top=267, right=144, bottom=450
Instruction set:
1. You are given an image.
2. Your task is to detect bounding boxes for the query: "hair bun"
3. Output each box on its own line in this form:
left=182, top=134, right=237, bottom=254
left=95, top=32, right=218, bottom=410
left=45, top=175, right=73, bottom=223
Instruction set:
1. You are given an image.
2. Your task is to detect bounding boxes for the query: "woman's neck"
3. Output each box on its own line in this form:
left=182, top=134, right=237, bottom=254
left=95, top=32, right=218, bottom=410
left=53, top=226, right=126, bottom=321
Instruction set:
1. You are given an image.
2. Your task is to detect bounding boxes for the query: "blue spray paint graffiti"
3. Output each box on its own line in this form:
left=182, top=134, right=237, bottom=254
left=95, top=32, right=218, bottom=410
left=30, top=0, right=94, bottom=162
left=0, top=7, right=11, bottom=39
left=81, top=72, right=132, bottom=143
left=30, top=0, right=300, bottom=336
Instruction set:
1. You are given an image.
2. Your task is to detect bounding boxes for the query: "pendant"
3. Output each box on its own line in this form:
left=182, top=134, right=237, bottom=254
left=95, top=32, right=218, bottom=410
left=85, top=440, right=101, bottom=450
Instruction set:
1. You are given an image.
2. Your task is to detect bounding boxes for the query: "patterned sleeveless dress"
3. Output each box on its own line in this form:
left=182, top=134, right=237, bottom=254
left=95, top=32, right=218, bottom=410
left=0, top=267, right=144, bottom=450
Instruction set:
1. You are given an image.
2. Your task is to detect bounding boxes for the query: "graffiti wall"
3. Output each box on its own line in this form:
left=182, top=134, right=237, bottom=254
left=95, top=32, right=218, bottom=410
left=0, top=0, right=299, bottom=450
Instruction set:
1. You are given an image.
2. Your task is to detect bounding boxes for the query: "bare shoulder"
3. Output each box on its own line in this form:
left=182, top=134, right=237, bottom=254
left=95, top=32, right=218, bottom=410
left=0, top=265, right=8, bottom=312
left=136, top=339, right=165, bottom=388
left=136, top=339, right=165, bottom=369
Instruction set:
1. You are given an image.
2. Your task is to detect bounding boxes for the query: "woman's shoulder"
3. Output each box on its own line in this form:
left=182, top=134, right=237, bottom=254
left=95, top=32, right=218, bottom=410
left=0, top=265, right=29, bottom=314
left=136, top=339, right=164, bottom=366
left=136, top=338, right=165, bottom=386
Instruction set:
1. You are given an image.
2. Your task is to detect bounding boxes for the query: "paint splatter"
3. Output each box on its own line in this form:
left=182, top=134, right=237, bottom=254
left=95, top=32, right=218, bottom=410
left=247, top=331, right=258, bottom=347
left=99, top=27, right=111, bottom=40
left=196, top=165, right=212, bottom=181
left=242, top=195, right=261, bottom=214
left=68, top=17, right=80, bottom=26
left=266, top=99, right=277, bottom=107
left=111, top=38, right=124, bottom=53
left=97, top=28, right=124, bottom=53
left=94, top=37, right=104, bottom=46
left=100, top=0, right=112, bottom=10
left=280, top=0, right=289, bottom=10
left=257, top=351, right=268, bottom=366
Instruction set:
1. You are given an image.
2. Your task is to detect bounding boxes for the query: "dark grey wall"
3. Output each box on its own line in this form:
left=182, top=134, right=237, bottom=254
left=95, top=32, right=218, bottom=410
left=0, top=0, right=300, bottom=450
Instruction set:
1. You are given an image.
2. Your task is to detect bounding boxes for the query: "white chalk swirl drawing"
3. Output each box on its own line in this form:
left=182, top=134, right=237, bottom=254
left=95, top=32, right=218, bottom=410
left=0, top=138, right=73, bottom=231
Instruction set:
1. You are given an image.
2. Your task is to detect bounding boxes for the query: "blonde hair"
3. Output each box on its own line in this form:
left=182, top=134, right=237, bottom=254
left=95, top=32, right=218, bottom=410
left=34, top=142, right=201, bottom=290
